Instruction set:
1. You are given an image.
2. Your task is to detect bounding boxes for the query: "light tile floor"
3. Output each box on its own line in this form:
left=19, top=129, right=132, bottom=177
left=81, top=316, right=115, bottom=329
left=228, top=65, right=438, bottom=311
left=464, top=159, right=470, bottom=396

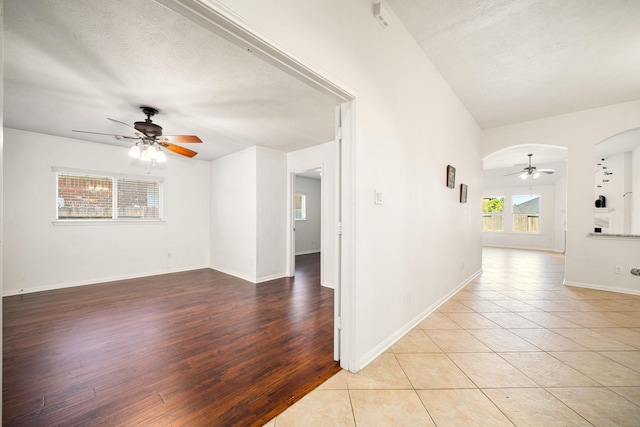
left=263, top=248, right=640, bottom=426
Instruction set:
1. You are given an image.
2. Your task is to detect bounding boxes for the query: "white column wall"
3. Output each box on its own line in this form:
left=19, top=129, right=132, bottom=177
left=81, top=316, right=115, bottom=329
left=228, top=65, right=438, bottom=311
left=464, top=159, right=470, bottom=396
left=214, top=0, right=483, bottom=368
left=633, top=145, right=640, bottom=234
left=554, top=174, right=567, bottom=253
left=1, top=1, right=4, bottom=414
left=482, top=100, right=640, bottom=295
left=256, top=146, right=287, bottom=282
left=3, top=128, right=211, bottom=295
left=209, top=146, right=257, bottom=281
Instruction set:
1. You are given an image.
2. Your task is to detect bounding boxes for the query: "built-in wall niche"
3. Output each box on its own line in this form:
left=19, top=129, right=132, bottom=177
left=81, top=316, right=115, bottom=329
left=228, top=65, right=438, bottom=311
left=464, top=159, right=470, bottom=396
left=594, top=128, right=640, bottom=235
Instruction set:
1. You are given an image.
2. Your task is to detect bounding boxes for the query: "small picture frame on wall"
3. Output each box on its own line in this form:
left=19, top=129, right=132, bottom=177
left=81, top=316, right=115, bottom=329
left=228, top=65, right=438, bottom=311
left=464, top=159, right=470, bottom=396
left=446, top=165, right=456, bottom=189
left=460, top=184, right=468, bottom=203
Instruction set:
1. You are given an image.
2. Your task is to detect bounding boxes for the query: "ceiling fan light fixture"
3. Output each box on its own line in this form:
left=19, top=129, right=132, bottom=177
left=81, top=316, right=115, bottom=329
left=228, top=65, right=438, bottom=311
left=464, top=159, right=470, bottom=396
left=533, top=171, right=540, bottom=179
left=145, top=145, right=158, bottom=160
left=519, top=172, right=528, bottom=180
left=140, top=148, right=152, bottom=162
left=156, top=149, right=167, bottom=163
left=128, top=145, right=141, bottom=159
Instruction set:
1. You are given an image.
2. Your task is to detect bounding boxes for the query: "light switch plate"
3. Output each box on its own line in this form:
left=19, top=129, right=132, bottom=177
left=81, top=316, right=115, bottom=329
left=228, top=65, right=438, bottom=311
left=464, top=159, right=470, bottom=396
left=374, top=190, right=384, bottom=205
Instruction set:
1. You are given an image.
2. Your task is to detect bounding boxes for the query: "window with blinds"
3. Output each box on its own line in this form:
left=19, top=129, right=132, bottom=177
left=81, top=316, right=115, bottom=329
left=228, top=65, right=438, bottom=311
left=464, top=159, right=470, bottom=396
left=56, top=172, right=162, bottom=220
left=294, top=193, right=306, bottom=221
left=117, top=178, right=160, bottom=219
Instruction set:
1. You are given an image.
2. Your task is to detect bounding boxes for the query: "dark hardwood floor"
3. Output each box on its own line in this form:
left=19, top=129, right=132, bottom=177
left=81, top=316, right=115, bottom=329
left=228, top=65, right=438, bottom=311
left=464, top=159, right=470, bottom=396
left=3, top=253, right=339, bottom=426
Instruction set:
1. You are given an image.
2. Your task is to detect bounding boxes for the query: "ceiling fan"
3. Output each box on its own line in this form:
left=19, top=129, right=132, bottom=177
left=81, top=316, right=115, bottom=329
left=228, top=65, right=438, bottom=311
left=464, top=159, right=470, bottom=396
left=505, top=153, right=555, bottom=180
left=73, top=106, right=201, bottom=161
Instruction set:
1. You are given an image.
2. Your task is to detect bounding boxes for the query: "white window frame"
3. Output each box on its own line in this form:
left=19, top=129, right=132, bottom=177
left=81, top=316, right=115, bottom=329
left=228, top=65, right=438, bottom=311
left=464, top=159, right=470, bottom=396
left=482, top=196, right=505, bottom=232
left=511, top=194, right=541, bottom=233
left=53, top=167, right=164, bottom=223
left=294, top=193, right=307, bottom=221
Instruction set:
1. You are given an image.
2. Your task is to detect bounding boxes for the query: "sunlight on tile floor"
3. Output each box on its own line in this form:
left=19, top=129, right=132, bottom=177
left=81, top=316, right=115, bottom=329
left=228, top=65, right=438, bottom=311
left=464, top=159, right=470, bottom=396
left=263, top=248, right=640, bottom=426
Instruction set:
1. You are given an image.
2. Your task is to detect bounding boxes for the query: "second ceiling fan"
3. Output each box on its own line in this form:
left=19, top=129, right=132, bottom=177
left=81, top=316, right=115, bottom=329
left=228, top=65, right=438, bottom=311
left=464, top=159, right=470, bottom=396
left=505, top=154, right=555, bottom=180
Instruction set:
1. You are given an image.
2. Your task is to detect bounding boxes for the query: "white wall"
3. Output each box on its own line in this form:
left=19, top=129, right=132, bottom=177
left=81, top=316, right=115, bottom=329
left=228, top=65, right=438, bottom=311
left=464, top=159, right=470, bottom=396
left=483, top=184, right=560, bottom=252
left=210, top=146, right=257, bottom=281
left=215, top=0, right=483, bottom=369
left=210, top=145, right=288, bottom=283
left=554, top=174, right=567, bottom=252
left=3, top=128, right=211, bottom=295
left=288, top=141, right=337, bottom=288
left=633, top=145, right=640, bottom=234
left=1, top=1, right=4, bottom=414
left=482, top=100, right=640, bottom=295
left=256, top=146, right=287, bottom=282
left=294, top=176, right=321, bottom=255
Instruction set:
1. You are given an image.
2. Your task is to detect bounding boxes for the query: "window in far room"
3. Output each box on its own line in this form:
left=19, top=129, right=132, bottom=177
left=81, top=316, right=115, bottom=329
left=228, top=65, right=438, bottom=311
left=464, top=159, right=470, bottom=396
left=294, top=193, right=306, bottom=221
left=56, top=171, right=162, bottom=220
left=512, top=194, right=540, bottom=233
left=482, top=196, right=504, bottom=231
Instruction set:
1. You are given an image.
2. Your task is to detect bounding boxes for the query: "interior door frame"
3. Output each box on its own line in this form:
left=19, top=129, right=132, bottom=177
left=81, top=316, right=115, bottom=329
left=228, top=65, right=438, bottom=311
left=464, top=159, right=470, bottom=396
left=286, top=166, right=324, bottom=282
left=157, top=0, right=358, bottom=372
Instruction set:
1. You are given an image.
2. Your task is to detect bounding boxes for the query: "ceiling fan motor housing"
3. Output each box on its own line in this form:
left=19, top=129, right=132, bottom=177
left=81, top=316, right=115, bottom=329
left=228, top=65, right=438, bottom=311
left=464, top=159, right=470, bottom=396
left=134, top=120, right=162, bottom=137
left=135, top=106, right=162, bottom=137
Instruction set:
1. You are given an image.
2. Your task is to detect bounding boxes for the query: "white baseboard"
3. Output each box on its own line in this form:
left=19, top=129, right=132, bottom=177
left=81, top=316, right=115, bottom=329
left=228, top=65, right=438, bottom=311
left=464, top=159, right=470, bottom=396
left=482, top=244, right=563, bottom=253
left=256, top=272, right=288, bottom=283
left=357, top=268, right=482, bottom=371
left=208, top=264, right=257, bottom=283
left=321, top=281, right=334, bottom=289
left=563, top=280, right=640, bottom=296
left=295, top=250, right=320, bottom=256
left=208, top=265, right=287, bottom=284
left=3, top=264, right=210, bottom=297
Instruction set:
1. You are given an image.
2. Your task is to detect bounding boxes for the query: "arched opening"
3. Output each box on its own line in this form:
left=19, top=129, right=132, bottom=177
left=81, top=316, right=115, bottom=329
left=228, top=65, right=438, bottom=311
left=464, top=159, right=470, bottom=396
left=482, top=144, right=568, bottom=253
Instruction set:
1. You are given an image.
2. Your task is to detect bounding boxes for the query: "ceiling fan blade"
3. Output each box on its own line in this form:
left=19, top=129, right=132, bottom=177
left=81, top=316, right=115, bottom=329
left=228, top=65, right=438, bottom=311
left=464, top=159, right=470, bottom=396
left=161, top=135, right=202, bottom=143
left=538, top=169, right=555, bottom=174
left=72, top=129, right=139, bottom=140
left=107, top=117, right=137, bottom=130
left=503, top=170, right=525, bottom=176
left=159, top=142, right=198, bottom=158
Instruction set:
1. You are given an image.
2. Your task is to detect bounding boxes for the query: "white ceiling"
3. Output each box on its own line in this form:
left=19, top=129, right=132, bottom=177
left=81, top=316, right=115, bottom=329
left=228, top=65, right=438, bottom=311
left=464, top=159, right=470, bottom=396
left=385, top=0, right=639, bottom=172
left=387, top=0, right=640, bottom=130
left=4, top=0, right=639, bottom=169
left=4, top=0, right=339, bottom=161
left=483, top=145, right=567, bottom=188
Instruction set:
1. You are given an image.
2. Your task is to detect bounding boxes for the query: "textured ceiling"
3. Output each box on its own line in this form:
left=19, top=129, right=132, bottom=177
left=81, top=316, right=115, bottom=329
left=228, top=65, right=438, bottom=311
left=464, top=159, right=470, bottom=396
left=387, top=0, right=640, bottom=130
left=387, top=0, right=639, bottom=173
left=4, top=0, right=339, bottom=161
left=5, top=0, right=639, bottom=169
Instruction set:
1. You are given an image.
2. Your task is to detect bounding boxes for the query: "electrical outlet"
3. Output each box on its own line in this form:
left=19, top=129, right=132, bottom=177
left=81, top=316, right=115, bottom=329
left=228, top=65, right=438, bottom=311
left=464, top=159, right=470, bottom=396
left=615, top=265, right=623, bottom=274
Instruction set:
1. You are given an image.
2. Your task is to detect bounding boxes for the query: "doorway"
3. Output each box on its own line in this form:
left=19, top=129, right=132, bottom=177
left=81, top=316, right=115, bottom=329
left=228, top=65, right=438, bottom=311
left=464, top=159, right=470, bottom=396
left=291, top=167, right=323, bottom=280
left=154, top=2, right=357, bottom=371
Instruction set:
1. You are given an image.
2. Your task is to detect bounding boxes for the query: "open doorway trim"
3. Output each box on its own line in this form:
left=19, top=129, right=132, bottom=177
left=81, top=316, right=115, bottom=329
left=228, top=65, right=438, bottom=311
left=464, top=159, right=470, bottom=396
left=287, top=167, right=325, bottom=281
left=154, top=0, right=355, bottom=102
left=157, top=0, right=358, bottom=371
